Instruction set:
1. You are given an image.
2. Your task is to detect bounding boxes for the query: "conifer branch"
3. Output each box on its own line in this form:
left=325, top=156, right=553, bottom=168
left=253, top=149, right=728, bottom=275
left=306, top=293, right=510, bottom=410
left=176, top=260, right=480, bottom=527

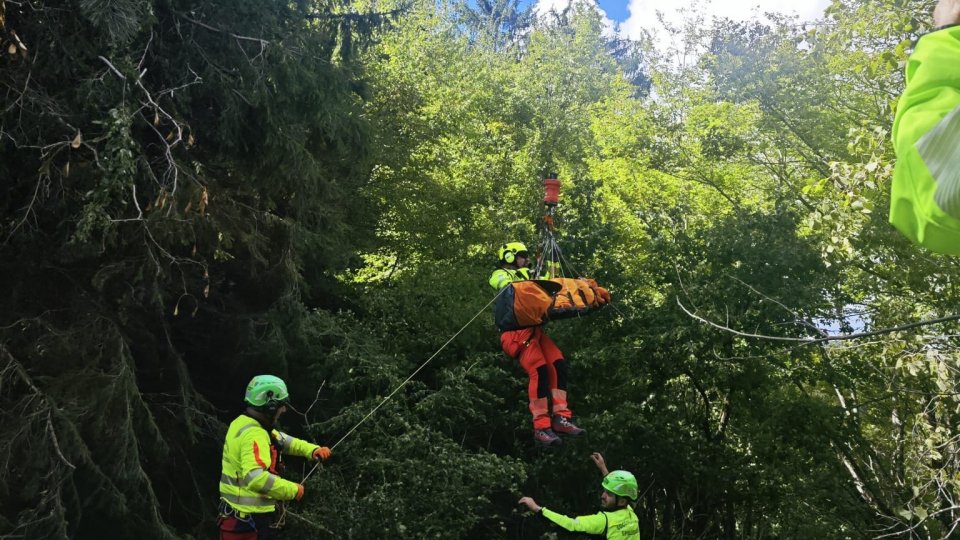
left=304, top=7, right=408, bottom=21
left=1, top=346, right=76, bottom=474
left=173, top=11, right=270, bottom=46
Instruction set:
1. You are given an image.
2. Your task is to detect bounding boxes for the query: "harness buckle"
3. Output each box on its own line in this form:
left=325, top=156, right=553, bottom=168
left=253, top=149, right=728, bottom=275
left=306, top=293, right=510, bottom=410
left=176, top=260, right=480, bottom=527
left=218, top=499, right=250, bottom=519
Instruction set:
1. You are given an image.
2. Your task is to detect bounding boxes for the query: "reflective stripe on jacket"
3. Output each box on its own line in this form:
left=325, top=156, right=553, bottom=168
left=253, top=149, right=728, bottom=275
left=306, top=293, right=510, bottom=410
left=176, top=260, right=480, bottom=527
left=889, top=25, right=960, bottom=253
left=219, top=414, right=319, bottom=514
left=541, top=506, right=640, bottom=540
left=489, top=266, right=554, bottom=290
left=490, top=267, right=532, bottom=290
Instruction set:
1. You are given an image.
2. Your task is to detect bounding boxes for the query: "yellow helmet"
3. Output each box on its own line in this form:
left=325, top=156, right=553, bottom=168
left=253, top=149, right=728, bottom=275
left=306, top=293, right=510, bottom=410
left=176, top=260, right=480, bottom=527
left=498, top=242, right=528, bottom=264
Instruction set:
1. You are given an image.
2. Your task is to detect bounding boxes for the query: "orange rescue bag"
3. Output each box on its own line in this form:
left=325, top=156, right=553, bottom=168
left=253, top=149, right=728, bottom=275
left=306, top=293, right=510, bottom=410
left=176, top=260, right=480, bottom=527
left=494, top=278, right=611, bottom=331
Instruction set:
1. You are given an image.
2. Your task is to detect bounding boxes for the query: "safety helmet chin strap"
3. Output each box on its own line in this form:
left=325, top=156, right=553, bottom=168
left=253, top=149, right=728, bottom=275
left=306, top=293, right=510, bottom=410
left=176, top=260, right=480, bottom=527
left=246, top=401, right=284, bottom=427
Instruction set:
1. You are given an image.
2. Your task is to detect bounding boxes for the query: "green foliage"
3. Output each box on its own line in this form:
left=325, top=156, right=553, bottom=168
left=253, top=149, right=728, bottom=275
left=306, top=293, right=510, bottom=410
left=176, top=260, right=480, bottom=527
left=79, top=0, right=153, bottom=46
left=5, top=0, right=960, bottom=537
left=1, top=0, right=381, bottom=537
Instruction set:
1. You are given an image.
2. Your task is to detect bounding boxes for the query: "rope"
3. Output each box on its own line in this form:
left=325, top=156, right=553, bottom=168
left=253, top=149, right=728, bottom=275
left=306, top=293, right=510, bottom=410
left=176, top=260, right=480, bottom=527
left=542, top=219, right=629, bottom=320
left=536, top=207, right=566, bottom=279
left=300, top=286, right=507, bottom=484
left=557, top=243, right=629, bottom=320
left=534, top=211, right=552, bottom=278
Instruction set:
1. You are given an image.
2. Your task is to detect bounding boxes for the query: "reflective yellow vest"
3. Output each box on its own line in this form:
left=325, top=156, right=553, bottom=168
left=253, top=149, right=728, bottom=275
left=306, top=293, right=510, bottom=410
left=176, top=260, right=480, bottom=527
left=219, top=414, right=319, bottom=515
left=542, top=505, right=640, bottom=540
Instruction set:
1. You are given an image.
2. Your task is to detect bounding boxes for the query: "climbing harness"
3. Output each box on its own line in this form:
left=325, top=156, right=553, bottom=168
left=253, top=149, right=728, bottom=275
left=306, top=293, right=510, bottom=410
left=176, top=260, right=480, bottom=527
left=217, top=498, right=259, bottom=532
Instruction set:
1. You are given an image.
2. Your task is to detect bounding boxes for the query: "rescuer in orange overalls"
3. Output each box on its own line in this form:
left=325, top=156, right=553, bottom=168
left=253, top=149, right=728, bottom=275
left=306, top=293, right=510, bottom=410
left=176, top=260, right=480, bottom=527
left=490, top=241, right=585, bottom=447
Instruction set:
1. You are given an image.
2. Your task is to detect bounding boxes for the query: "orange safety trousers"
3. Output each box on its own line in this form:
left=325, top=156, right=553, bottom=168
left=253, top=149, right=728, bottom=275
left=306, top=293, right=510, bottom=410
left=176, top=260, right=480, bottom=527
left=500, top=326, right=573, bottom=430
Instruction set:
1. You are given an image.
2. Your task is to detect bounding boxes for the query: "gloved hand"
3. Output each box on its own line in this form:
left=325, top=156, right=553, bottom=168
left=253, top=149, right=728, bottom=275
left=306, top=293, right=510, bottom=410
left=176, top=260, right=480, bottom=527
left=312, top=446, right=332, bottom=461
left=295, top=484, right=305, bottom=501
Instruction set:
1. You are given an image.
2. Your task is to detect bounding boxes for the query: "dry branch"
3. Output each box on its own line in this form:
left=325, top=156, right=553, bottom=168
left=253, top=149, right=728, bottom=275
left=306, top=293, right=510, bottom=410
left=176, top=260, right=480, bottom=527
left=677, top=297, right=960, bottom=345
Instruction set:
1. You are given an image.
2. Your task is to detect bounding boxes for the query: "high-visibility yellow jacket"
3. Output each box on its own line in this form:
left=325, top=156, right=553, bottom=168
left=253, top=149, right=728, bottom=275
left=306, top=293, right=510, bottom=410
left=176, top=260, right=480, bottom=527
left=219, top=414, right=320, bottom=515
left=489, top=266, right=555, bottom=290
left=889, top=25, right=960, bottom=253
left=489, top=267, right=533, bottom=290
left=541, top=505, right=640, bottom=539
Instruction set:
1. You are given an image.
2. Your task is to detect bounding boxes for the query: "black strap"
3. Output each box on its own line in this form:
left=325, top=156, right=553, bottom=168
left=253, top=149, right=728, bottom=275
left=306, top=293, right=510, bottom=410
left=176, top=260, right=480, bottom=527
left=269, top=432, right=285, bottom=474
left=520, top=326, right=540, bottom=351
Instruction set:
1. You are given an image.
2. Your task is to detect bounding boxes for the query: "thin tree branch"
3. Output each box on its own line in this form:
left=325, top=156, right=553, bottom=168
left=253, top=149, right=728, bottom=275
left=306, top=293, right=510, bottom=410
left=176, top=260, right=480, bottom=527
left=173, top=11, right=270, bottom=46
left=97, top=55, right=127, bottom=80
left=677, top=297, right=960, bottom=345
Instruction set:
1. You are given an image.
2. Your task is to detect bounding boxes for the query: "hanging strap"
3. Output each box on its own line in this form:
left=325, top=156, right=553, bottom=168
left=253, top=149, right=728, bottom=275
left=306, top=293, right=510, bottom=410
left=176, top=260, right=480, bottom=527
left=518, top=326, right=540, bottom=355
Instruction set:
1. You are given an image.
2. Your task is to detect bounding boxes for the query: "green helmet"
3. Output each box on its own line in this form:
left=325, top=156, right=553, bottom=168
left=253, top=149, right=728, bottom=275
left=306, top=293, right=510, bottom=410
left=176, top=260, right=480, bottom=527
left=244, top=375, right=290, bottom=408
left=602, top=470, right=638, bottom=501
left=498, top=242, right=529, bottom=264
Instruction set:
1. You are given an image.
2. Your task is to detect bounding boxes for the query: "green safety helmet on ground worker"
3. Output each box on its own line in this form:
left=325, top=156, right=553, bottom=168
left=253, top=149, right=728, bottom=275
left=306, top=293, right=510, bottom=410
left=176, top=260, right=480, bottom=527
left=498, top=242, right=529, bottom=264
left=602, top=470, right=638, bottom=501
left=244, top=375, right=290, bottom=408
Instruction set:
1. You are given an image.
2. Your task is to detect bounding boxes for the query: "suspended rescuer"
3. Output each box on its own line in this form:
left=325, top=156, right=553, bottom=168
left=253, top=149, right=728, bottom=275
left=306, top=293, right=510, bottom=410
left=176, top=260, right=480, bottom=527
left=518, top=451, right=641, bottom=539
left=489, top=241, right=584, bottom=447
left=888, top=0, right=960, bottom=254
left=218, top=375, right=333, bottom=539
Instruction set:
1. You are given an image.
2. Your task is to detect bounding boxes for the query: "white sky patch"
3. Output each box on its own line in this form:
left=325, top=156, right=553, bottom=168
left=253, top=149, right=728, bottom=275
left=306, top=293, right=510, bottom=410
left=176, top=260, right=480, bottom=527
left=619, top=0, right=833, bottom=40
left=534, top=0, right=618, bottom=36
left=533, top=0, right=833, bottom=42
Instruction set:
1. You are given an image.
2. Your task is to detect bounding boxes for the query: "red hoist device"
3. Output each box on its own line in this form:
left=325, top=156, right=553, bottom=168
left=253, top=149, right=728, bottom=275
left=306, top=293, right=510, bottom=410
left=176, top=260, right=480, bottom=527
left=534, top=175, right=562, bottom=279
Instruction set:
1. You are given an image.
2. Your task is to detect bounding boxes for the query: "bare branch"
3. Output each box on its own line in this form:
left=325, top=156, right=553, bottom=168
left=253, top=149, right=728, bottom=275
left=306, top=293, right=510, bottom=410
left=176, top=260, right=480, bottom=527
left=174, top=11, right=270, bottom=46
left=3, top=171, right=44, bottom=242
left=302, top=380, right=326, bottom=425
left=97, top=55, right=127, bottom=80
left=45, top=411, right=76, bottom=470
left=677, top=297, right=960, bottom=345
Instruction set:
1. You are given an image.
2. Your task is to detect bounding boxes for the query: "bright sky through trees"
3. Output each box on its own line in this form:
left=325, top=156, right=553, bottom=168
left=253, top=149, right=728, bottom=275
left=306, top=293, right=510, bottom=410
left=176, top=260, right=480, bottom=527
left=535, top=0, right=833, bottom=39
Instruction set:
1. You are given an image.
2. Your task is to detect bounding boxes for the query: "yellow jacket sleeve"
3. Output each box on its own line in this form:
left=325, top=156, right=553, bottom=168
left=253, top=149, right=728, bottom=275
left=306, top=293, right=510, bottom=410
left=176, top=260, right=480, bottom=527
left=273, top=429, right=320, bottom=459
left=541, top=508, right=607, bottom=534
left=490, top=269, right=513, bottom=290
left=893, top=26, right=960, bottom=155
left=238, top=428, right=301, bottom=501
left=889, top=25, right=960, bottom=253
